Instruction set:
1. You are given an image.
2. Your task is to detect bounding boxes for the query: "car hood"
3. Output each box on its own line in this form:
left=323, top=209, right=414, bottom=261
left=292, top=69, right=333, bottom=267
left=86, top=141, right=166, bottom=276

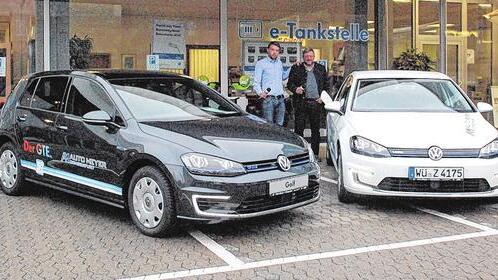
left=348, top=112, right=498, bottom=149
left=138, top=116, right=307, bottom=162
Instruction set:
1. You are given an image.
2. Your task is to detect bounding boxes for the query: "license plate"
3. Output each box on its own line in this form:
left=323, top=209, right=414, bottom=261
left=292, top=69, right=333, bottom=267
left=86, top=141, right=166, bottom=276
left=269, top=175, right=308, bottom=196
left=408, top=167, right=464, bottom=181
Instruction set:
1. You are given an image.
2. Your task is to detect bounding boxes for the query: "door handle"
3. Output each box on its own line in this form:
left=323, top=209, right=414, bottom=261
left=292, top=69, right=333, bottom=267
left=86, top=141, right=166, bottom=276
left=56, top=125, right=68, bottom=131
left=17, top=114, right=27, bottom=122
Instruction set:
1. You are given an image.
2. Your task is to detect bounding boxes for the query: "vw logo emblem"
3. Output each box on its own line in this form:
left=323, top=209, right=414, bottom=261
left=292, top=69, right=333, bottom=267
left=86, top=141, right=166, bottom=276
left=277, top=155, right=291, bottom=171
left=428, top=146, right=443, bottom=161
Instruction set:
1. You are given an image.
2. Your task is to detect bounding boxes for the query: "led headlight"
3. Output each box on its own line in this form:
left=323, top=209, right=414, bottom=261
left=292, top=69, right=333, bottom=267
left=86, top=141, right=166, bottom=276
left=181, top=153, right=246, bottom=176
left=350, top=136, right=391, bottom=158
left=479, top=139, right=498, bottom=159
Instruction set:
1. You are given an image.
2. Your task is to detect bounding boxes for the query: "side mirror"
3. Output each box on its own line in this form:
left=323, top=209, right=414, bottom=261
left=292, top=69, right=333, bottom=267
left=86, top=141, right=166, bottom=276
left=324, top=101, right=343, bottom=115
left=476, top=102, right=493, bottom=113
left=82, top=110, right=112, bottom=125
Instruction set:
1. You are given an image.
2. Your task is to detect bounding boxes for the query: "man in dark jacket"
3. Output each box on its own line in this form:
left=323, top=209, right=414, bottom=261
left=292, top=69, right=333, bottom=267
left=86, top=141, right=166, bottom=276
left=287, top=48, right=330, bottom=159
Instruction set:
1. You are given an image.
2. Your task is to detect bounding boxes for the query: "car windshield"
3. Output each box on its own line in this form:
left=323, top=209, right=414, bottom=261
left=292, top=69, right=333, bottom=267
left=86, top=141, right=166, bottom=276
left=352, top=79, right=475, bottom=113
left=110, top=78, right=243, bottom=121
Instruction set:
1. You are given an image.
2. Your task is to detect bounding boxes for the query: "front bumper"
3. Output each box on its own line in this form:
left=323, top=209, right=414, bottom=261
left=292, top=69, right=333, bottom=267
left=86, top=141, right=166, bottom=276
left=342, top=151, right=498, bottom=198
left=169, top=162, right=321, bottom=222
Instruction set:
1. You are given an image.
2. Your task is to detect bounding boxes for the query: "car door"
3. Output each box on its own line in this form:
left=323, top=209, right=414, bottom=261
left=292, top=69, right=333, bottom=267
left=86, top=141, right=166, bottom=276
left=328, top=75, right=353, bottom=160
left=17, top=75, right=70, bottom=185
left=53, top=76, right=124, bottom=201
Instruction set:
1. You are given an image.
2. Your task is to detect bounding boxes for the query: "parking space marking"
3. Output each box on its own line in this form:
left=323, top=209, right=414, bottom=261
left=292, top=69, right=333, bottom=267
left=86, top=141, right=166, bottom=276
left=123, top=230, right=498, bottom=280
left=320, top=177, right=338, bottom=184
left=188, top=230, right=245, bottom=267
left=414, top=206, right=496, bottom=232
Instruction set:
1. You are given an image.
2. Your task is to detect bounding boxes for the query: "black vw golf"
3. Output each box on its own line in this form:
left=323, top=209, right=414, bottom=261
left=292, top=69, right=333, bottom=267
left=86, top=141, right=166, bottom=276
left=0, top=70, right=320, bottom=236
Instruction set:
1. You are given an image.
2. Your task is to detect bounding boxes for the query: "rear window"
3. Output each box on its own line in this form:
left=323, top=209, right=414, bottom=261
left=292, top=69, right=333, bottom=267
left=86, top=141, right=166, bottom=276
left=19, top=78, right=38, bottom=107
left=31, top=76, right=69, bottom=112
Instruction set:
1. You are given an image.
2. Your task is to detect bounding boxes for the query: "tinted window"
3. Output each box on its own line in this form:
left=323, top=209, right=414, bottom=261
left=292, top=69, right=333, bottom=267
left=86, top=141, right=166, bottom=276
left=111, top=78, right=241, bottom=121
left=31, top=76, right=69, bottom=112
left=353, top=79, right=475, bottom=113
left=65, top=77, right=114, bottom=117
left=335, top=76, right=352, bottom=112
left=19, top=78, right=38, bottom=107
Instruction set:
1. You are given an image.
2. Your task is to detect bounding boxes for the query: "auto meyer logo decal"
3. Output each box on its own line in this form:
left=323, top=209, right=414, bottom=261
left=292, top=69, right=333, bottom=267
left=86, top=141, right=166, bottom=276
left=61, top=152, right=107, bottom=170
left=428, top=146, right=443, bottom=161
left=23, top=140, right=52, bottom=158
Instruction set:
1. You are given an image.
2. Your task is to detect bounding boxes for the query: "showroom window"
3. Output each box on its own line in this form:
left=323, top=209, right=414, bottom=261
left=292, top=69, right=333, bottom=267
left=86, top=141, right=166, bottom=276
left=68, top=0, right=220, bottom=83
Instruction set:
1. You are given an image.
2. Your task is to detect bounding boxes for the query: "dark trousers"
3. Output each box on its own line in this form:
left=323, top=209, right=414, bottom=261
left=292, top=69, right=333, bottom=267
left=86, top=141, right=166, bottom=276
left=294, top=99, right=321, bottom=156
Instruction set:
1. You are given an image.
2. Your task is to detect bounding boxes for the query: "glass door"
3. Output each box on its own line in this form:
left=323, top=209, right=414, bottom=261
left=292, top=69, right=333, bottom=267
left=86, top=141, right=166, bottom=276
left=0, top=23, right=11, bottom=101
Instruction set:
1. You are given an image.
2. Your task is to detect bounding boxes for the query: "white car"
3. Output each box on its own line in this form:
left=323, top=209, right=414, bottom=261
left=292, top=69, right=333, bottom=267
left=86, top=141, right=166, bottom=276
left=323, top=70, right=498, bottom=203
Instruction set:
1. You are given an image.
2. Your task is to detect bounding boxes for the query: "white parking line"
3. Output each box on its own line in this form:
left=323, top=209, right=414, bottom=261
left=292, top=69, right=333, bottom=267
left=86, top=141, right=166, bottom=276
left=320, top=177, right=338, bottom=184
left=121, top=230, right=498, bottom=280
left=414, top=207, right=496, bottom=232
left=188, top=230, right=245, bottom=267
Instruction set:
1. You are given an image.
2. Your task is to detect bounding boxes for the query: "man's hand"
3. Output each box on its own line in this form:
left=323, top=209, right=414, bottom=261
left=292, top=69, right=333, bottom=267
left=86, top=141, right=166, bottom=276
left=296, top=86, right=304, bottom=95
left=259, top=91, right=268, bottom=99
left=316, top=98, right=323, bottom=104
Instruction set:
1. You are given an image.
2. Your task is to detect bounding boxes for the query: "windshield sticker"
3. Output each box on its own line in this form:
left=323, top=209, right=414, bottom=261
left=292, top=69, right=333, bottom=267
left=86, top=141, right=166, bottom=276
left=61, top=152, right=107, bottom=170
left=23, top=140, right=52, bottom=158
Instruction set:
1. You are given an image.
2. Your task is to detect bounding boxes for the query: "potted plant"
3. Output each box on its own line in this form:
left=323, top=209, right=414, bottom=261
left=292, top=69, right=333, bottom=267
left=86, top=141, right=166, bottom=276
left=392, top=48, right=435, bottom=71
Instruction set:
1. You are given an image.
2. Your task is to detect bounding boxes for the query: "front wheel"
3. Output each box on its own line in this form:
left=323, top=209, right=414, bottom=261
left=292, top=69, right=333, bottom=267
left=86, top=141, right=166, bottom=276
left=128, top=166, right=178, bottom=237
left=0, top=142, right=26, bottom=195
left=336, top=151, right=355, bottom=204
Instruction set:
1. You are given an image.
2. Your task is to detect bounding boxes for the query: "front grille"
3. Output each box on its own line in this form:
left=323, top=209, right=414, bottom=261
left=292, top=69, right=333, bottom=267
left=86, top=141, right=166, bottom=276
left=388, top=148, right=480, bottom=158
left=377, top=178, right=491, bottom=193
left=196, top=181, right=319, bottom=215
left=243, top=153, right=310, bottom=173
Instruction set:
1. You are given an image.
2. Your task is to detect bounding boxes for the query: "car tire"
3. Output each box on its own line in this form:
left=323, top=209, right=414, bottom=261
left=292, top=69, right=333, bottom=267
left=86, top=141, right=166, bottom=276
left=336, top=151, right=355, bottom=204
left=128, top=166, right=178, bottom=237
left=0, top=142, right=26, bottom=196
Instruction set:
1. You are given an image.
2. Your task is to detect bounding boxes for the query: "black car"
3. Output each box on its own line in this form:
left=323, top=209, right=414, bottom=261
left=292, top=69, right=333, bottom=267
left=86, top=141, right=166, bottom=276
left=0, top=70, right=320, bottom=236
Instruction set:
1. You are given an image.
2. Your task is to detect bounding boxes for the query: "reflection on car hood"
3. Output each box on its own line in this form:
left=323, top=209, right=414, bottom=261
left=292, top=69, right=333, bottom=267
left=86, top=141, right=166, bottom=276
left=348, top=112, right=498, bottom=149
left=139, top=116, right=306, bottom=162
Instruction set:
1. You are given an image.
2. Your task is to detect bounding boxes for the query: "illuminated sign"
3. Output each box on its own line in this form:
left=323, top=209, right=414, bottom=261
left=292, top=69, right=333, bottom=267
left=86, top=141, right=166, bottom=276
left=270, top=22, right=369, bottom=42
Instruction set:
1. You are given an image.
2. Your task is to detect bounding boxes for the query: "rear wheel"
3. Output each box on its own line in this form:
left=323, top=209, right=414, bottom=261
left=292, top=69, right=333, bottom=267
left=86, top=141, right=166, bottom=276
left=336, top=151, right=354, bottom=203
left=0, top=142, right=26, bottom=195
left=128, top=166, right=177, bottom=237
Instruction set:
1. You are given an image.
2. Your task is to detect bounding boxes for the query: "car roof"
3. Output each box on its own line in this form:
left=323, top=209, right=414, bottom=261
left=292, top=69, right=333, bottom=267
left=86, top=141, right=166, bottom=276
left=351, top=70, right=451, bottom=80
left=27, top=69, right=192, bottom=81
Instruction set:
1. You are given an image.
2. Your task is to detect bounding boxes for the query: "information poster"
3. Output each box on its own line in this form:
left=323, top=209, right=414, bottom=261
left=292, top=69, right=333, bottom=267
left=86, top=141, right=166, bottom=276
left=152, top=20, right=186, bottom=69
left=0, top=57, right=6, bottom=77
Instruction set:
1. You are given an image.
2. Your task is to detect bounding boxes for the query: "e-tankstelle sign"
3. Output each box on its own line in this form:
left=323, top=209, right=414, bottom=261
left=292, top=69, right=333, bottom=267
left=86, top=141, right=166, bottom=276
left=152, top=19, right=186, bottom=69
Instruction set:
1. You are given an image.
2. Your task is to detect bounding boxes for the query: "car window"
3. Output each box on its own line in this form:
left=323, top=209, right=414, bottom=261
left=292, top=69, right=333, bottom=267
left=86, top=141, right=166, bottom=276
left=110, top=78, right=242, bottom=121
left=65, top=77, right=115, bottom=118
left=31, top=76, right=69, bottom=112
left=19, top=78, right=38, bottom=107
left=353, top=79, right=475, bottom=113
left=335, top=76, right=352, bottom=112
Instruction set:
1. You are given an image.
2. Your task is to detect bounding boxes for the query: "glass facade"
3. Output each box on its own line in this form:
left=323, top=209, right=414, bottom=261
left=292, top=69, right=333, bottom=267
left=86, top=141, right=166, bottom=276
left=1, top=0, right=497, bottom=126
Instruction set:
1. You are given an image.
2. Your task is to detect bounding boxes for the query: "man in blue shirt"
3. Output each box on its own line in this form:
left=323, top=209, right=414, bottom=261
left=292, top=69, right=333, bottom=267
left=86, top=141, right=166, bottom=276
left=253, top=41, right=290, bottom=126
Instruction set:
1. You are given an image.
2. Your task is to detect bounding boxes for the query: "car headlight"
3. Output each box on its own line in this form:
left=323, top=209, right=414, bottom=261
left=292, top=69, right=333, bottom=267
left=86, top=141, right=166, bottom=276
left=479, top=139, right=498, bottom=159
left=350, top=136, right=391, bottom=158
left=181, top=153, right=246, bottom=176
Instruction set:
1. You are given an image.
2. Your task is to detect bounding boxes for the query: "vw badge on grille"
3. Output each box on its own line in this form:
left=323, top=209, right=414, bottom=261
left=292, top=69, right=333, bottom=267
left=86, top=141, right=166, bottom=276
left=277, top=155, right=291, bottom=171
left=428, top=146, right=443, bottom=161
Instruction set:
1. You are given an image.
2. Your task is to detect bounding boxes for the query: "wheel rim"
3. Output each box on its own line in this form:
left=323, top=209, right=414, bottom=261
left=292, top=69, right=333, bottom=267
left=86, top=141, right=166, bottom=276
left=132, top=177, right=164, bottom=229
left=0, top=150, right=18, bottom=189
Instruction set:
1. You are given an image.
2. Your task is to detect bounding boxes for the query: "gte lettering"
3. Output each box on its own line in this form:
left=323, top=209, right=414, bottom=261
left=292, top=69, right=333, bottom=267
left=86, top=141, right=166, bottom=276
left=22, top=140, right=52, bottom=158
